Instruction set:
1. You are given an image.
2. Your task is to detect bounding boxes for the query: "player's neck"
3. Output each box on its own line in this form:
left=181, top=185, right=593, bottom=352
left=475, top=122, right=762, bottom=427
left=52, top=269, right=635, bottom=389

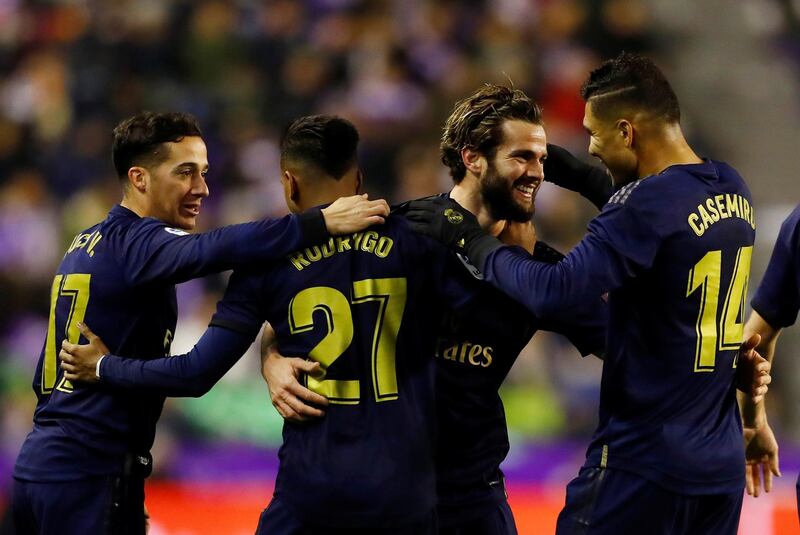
left=120, top=195, right=150, bottom=219
left=295, top=188, right=356, bottom=213
left=449, top=180, right=506, bottom=237
left=637, top=124, right=702, bottom=179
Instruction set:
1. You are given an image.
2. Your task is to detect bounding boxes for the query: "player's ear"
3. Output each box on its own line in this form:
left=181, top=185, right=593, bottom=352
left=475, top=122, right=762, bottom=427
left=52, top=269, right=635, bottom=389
left=128, top=167, right=148, bottom=193
left=618, top=120, right=634, bottom=148
left=461, top=148, right=483, bottom=176
left=355, top=169, right=364, bottom=194
left=284, top=170, right=300, bottom=202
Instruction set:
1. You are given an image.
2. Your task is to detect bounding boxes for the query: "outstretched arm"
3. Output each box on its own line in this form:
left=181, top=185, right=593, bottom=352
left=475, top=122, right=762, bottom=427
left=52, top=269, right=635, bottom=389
left=739, top=312, right=782, bottom=497
left=125, top=194, right=390, bottom=285
left=404, top=196, right=656, bottom=318
left=60, top=322, right=255, bottom=397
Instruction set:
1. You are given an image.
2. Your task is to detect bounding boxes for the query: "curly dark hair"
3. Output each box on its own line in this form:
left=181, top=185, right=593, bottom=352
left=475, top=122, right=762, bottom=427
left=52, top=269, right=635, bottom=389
left=111, top=111, right=202, bottom=179
left=280, top=115, right=359, bottom=180
left=581, top=52, right=680, bottom=123
left=440, top=84, right=543, bottom=183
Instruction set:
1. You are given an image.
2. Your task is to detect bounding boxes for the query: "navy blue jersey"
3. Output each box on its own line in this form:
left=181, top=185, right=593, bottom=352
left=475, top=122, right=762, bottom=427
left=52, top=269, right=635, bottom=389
left=435, top=242, right=607, bottom=512
left=751, top=205, right=800, bottom=328
left=186, top=216, right=476, bottom=527
left=14, top=204, right=326, bottom=482
left=210, top=218, right=474, bottom=527
left=480, top=161, right=755, bottom=494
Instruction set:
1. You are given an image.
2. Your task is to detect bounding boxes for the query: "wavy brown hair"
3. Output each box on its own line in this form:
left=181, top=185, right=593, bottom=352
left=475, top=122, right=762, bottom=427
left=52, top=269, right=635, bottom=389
left=441, top=84, right=542, bottom=183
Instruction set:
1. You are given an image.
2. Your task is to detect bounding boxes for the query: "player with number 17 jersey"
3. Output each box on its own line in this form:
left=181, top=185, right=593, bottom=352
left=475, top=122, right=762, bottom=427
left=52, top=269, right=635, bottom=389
left=13, top=204, right=328, bottom=482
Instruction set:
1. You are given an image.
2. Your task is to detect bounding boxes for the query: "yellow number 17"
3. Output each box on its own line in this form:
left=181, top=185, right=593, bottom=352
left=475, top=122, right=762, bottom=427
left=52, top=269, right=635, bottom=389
left=42, top=273, right=91, bottom=393
left=686, top=246, right=752, bottom=372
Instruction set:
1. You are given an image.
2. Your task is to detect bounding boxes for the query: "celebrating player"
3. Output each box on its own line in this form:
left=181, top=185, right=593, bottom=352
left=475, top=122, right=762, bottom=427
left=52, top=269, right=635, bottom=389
left=59, top=115, right=482, bottom=533
left=262, top=84, right=611, bottom=535
left=404, top=53, right=770, bottom=534
left=736, top=209, right=800, bottom=500
left=10, top=112, right=386, bottom=535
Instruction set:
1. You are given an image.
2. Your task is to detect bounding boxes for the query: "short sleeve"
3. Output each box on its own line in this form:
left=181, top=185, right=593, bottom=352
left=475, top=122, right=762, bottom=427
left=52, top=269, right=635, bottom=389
left=751, top=206, right=800, bottom=328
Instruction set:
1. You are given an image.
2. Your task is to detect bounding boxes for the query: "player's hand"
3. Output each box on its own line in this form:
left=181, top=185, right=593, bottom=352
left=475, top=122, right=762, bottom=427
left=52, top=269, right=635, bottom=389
left=404, top=197, right=483, bottom=248
left=743, top=422, right=781, bottom=497
left=322, top=194, right=390, bottom=234
left=405, top=196, right=503, bottom=268
left=544, top=144, right=594, bottom=189
left=144, top=504, right=150, bottom=534
left=736, top=333, right=771, bottom=404
left=544, top=144, right=613, bottom=209
left=59, top=322, right=109, bottom=384
left=262, top=349, right=328, bottom=422
left=498, top=220, right=537, bottom=254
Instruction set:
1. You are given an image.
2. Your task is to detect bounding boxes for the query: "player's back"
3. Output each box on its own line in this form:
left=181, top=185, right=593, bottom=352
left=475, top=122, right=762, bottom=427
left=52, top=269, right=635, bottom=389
left=213, top=214, right=473, bottom=527
left=586, top=160, right=755, bottom=494
left=14, top=205, right=179, bottom=481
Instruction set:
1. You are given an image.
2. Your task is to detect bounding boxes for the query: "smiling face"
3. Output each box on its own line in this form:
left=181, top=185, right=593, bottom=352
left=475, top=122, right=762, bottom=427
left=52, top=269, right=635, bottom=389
left=583, top=100, right=638, bottom=187
left=142, top=136, right=209, bottom=230
left=479, top=119, right=546, bottom=222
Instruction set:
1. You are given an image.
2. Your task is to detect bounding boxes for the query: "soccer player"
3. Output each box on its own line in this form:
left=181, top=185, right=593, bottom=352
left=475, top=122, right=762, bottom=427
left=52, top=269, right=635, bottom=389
left=404, top=53, right=769, bottom=534
left=10, top=111, right=387, bottom=535
left=261, top=85, right=611, bottom=535
left=59, top=115, right=481, bottom=533
left=734, top=208, right=800, bottom=500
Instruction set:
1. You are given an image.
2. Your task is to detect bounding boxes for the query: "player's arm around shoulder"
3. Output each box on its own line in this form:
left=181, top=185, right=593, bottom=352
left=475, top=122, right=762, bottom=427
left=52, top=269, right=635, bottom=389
left=119, top=195, right=389, bottom=286
left=260, top=323, right=328, bottom=423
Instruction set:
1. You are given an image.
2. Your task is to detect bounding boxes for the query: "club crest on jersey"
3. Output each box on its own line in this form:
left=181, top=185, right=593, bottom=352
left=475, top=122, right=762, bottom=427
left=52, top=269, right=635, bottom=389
left=164, top=227, right=189, bottom=236
left=444, top=208, right=463, bottom=225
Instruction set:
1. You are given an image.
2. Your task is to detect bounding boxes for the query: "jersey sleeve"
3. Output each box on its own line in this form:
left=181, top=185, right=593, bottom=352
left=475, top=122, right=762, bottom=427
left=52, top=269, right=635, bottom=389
left=99, top=270, right=268, bottom=396
left=207, top=269, right=269, bottom=337
left=98, top=326, right=256, bottom=397
left=122, top=210, right=327, bottom=286
left=529, top=241, right=608, bottom=357
left=481, top=200, right=661, bottom=318
left=751, top=206, right=800, bottom=328
left=536, top=297, right=608, bottom=357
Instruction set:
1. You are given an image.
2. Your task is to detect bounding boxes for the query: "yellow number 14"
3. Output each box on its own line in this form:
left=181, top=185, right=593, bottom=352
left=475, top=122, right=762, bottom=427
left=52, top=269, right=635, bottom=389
left=686, top=246, right=752, bottom=372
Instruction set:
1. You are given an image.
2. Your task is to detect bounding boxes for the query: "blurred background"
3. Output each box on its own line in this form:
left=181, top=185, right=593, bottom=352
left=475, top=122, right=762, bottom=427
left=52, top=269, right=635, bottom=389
left=1, top=0, right=800, bottom=533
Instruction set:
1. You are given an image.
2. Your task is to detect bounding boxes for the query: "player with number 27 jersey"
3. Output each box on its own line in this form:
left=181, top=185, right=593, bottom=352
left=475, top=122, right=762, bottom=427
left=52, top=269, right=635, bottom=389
left=96, top=215, right=476, bottom=530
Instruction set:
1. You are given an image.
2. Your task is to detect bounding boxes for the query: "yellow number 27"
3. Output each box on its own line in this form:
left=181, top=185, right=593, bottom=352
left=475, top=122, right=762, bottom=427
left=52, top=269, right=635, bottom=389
left=686, top=246, right=752, bottom=372
left=42, top=273, right=91, bottom=394
left=288, top=277, right=407, bottom=405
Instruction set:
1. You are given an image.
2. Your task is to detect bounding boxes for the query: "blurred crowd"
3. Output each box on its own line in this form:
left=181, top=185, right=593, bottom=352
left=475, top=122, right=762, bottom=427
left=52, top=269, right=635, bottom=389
left=5, top=0, right=792, bottom=489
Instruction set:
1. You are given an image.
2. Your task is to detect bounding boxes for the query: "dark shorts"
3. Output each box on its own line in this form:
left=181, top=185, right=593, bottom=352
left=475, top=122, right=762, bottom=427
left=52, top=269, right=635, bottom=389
left=555, top=467, right=743, bottom=535
left=11, top=474, right=146, bottom=535
left=438, top=479, right=518, bottom=535
left=255, top=495, right=437, bottom=535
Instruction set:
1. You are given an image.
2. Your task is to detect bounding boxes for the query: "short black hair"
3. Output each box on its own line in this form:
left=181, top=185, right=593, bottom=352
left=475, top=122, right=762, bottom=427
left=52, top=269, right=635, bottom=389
left=280, top=115, right=359, bottom=180
left=111, top=112, right=202, bottom=179
left=441, top=84, right=543, bottom=183
left=581, top=52, right=680, bottom=123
